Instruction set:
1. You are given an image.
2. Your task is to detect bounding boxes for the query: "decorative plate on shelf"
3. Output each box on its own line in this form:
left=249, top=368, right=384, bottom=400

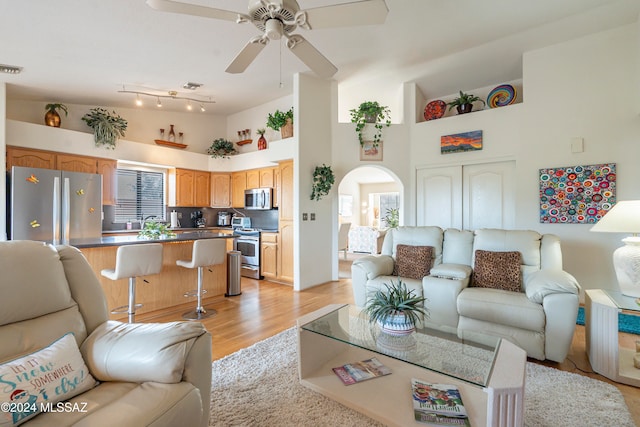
left=423, top=100, right=446, bottom=121
left=487, top=84, right=517, bottom=108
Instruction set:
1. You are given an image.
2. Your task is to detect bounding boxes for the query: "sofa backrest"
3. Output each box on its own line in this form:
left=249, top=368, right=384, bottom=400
left=381, top=226, right=444, bottom=266
left=0, top=241, right=108, bottom=363
left=442, top=228, right=474, bottom=265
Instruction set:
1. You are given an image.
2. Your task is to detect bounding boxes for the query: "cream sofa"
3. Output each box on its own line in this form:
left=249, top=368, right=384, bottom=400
left=0, top=240, right=212, bottom=426
left=352, top=226, right=581, bottom=362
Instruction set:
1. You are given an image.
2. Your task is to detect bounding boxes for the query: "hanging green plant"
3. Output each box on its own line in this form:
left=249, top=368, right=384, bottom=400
left=349, top=101, right=391, bottom=147
left=207, top=138, right=237, bottom=159
left=81, top=107, right=128, bottom=149
left=310, top=164, right=335, bottom=201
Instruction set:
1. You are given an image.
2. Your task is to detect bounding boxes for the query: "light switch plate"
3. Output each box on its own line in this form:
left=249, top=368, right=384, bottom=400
left=310, top=213, right=316, bottom=221
left=302, top=213, right=308, bottom=221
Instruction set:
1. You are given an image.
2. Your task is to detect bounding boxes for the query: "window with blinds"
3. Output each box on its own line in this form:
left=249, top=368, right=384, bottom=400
left=114, top=169, right=165, bottom=223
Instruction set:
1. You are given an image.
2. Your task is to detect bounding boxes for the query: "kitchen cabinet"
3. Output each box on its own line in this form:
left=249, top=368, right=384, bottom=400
left=211, top=173, right=231, bottom=207
left=278, top=160, right=294, bottom=221
left=56, top=154, right=97, bottom=173
left=261, top=232, right=278, bottom=280
left=231, top=172, right=246, bottom=208
left=97, top=159, right=117, bottom=205
left=6, top=146, right=56, bottom=171
left=260, top=167, right=275, bottom=188
left=173, top=168, right=211, bottom=207
left=246, top=169, right=260, bottom=189
left=278, top=221, right=294, bottom=283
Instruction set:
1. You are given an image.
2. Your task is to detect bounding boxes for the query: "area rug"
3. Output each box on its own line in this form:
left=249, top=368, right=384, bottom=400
left=209, top=328, right=634, bottom=426
left=576, top=306, right=640, bottom=335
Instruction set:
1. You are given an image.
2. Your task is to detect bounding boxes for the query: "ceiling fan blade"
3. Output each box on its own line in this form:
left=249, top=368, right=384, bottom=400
left=303, top=0, right=388, bottom=29
left=146, top=0, right=247, bottom=23
left=225, top=37, right=269, bottom=74
left=285, top=34, right=337, bottom=78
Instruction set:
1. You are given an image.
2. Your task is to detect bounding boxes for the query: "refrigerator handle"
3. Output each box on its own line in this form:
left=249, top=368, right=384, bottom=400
left=61, top=177, right=71, bottom=245
left=53, top=177, right=60, bottom=245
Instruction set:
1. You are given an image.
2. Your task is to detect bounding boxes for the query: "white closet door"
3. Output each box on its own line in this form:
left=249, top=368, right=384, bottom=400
left=416, top=165, right=462, bottom=229
left=463, top=161, right=516, bottom=230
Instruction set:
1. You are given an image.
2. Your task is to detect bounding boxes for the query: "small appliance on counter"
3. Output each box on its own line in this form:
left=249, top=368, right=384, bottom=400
left=231, top=216, right=251, bottom=229
left=217, top=211, right=232, bottom=226
left=191, top=210, right=206, bottom=228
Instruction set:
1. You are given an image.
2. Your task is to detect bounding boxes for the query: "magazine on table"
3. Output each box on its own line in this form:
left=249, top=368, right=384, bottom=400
left=332, top=357, right=392, bottom=385
left=412, top=378, right=471, bottom=426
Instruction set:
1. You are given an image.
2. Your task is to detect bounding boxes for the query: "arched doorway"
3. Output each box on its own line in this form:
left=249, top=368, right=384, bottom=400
left=335, top=165, right=404, bottom=279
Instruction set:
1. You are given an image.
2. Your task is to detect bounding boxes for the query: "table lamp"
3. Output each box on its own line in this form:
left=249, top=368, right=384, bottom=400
left=590, top=200, right=640, bottom=297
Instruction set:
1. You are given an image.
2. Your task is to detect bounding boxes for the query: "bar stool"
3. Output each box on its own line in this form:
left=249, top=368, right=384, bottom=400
left=100, top=243, right=163, bottom=323
left=177, top=239, right=227, bottom=320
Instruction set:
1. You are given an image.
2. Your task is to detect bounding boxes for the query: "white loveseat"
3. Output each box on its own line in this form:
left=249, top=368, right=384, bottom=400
left=351, top=226, right=581, bottom=362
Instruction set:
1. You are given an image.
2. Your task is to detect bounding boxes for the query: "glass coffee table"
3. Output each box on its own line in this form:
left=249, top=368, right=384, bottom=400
left=586, top=289, right=640, bottom=387
left=297, top=304, right=526, bottom=427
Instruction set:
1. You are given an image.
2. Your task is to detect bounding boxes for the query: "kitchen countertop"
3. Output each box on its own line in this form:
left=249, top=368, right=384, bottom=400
left=71, top=230, right=236, bottom=249
left=102, top=226, right=233, bottom=235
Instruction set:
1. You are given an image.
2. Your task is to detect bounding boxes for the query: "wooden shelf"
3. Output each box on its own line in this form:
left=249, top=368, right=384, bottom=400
left=155, top=139, right=188, bottom=149
left=237, top=139, right=253, bottom=146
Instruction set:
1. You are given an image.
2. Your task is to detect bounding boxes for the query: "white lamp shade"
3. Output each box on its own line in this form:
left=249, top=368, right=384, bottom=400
left=590, top=200, right=640, bottom=234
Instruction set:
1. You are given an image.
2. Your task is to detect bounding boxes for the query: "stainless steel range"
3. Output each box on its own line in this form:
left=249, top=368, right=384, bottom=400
left=233, top=222, right=262, bottom=279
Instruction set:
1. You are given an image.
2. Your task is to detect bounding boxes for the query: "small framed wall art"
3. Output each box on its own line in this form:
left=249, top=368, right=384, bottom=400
left=360, top=140, right=383, bottom=161
left=441, top=130, right=483, bottom=154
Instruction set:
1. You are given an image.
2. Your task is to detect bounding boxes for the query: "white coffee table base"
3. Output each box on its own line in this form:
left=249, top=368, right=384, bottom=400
left=297, top=304, right=526, bottom=427
left=586, top=289, right=640, bottom=387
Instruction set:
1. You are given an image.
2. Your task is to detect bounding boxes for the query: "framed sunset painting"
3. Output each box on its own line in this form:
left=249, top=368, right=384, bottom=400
left=441, top=130, right=483, bottom=154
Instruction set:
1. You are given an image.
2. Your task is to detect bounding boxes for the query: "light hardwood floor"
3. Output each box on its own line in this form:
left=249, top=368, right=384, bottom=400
left=136, top=262, right=640, bottom=425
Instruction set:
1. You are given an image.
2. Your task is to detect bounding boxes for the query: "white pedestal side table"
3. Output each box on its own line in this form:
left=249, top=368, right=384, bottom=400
left=585, top=289, right=640, bottom=387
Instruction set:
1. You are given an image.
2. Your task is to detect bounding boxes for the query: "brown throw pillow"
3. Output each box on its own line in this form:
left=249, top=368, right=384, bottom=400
left=473, top=250, right=522, bottom=292
left=392, top=245, right=434, bottom=280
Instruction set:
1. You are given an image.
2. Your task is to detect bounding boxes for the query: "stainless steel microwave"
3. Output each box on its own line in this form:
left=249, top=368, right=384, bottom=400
left=244, top=188, right=273, bottom=210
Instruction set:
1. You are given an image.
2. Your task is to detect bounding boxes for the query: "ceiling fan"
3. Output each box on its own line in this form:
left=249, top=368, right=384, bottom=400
left=146, top=0, right=388, bottom=78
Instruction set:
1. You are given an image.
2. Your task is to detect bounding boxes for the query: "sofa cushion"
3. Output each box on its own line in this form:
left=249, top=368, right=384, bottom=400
left=392, top=245, right=433, bottom=280
left=457, top=288, right=545, bottom=332
left=473, top=250, right=522, bottom=292
left=0, top=333, right=97, bottom=426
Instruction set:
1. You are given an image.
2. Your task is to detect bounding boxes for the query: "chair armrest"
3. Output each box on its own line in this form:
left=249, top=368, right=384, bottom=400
left=429, top=263, right=472, bottom=280
left=352, top=254, right=394, bottom=280
left=524, top=269, right=581, bottom=304
left=81, top=320, right=209, bottom=383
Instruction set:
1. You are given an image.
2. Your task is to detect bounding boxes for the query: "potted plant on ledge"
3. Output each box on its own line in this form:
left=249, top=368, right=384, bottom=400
left=364, top=280, right=428, bottom=335
left=266, top=107, right=294, bottom=139
left=447, top=91, right=485, bottom=115
left=81, top=107, right=128, bottom=149
left=349, top=101, right=391, bottom=146
left=207, top=138, right=237, bottom=159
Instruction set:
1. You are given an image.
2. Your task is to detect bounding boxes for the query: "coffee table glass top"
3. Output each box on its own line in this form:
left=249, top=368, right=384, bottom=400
left=603, top=290, right=640, bottom=313
left=300, top=305, right=501, bottom=387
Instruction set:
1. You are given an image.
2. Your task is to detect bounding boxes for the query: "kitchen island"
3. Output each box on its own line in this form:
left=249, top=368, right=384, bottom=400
left=76, top=231, right=237, bottom=321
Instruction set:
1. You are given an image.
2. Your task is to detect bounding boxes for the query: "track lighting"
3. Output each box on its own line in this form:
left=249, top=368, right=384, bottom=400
left=118, top=86, right=215, bottom=112
left=0, top=64, right=22, bottom=74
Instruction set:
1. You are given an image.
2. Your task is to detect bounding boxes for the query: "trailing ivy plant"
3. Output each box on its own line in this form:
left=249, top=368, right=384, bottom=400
left=310, top=164, right=335, bottom=201
left=349, top=101, right=391, bottom=147
left=81, top=107, right=128, bottom=149
left=207, top=138, right=237, bottom=159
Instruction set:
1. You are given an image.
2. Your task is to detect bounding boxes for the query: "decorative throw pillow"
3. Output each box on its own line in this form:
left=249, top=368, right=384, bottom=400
left=473, top=250, right=522, bottom=292
left=0, top=333, right=97, bottom=426
left=392, top=244, right=434, bottom=280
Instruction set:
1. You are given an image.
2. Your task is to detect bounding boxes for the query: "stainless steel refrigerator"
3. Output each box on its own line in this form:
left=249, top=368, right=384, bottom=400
left=10, top=166, right=102, bottom=243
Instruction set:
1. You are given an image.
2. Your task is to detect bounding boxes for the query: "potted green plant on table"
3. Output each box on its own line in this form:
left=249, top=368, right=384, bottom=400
left=138, top=219, right=176, bottom=240
left=44, top=103, right=68, bottom=127
left=207, top=138, right=237, bottom=159
left=349, top=101, right=391, bottom=147
left=81, top=107, right=128, bottom=149
left=447, top=91, right=485, bottom=114
left=310, top=164, right=335, bottom=201
left=364, top=280, right=428, bottom=335
left=266, top=108, right=294, bottom=139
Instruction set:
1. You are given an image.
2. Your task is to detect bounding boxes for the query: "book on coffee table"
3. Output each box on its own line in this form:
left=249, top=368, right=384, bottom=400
left=411, top=378, right=471, bottom=426
left=332, top=357, right=392, bottom=385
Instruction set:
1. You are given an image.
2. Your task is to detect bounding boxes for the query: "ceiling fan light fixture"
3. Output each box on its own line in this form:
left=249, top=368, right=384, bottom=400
left=264, top=18, right=283, bottom=40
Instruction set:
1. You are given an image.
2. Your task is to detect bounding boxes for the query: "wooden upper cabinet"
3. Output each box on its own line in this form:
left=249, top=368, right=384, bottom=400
left=97, top=159, right=117, bottom=205
left=246, top=169, right=260, bottom=189
left=194, top=170, right=211, bottom=207
left=231, top=172, right=246, bottom=208
left=175, top=168, right=195, bottom=206
left=56, top=154, right=97, bottom=173
left=6, top=146, right=56, bottom=171
left=260, top=167, right=275, bottom=188
left=211, top=173, right=231, bottom=207
left=278, top=160, right=294, bottom=221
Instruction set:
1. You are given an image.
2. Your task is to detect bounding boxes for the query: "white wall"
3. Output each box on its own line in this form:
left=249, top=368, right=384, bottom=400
left=0, top=83, right=6, bottom=240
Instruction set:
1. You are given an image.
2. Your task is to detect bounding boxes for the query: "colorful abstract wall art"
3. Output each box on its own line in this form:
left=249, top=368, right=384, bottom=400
left=440, top=130, right=483, bottom=154
left=539, top=163, right=616, bottom=224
